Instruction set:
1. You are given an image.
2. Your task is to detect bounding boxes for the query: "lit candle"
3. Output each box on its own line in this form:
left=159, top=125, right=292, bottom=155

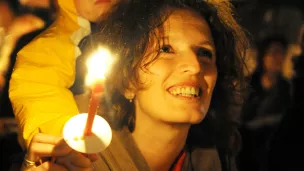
left=83, top=81, right=103, bottom=136
left=83, top=48, right=114, bottom=136
left=62, top=47, right=113, bottom=154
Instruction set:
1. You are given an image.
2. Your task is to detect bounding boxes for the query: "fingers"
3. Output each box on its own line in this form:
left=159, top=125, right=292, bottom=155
left=28, top=141, right=71, bottom=161
left=27, top=162, right=68, bottom=171
left=19, top=0, right=51, bottom=8
left=30, top=133, right=64, bottom=145
left=69, top=152, right=92, bottom=167
left=56, top=150, right=93, bottom=169
left=8, top=14, right=45, bottom=39
left=27, top=133, right=94, bottom=171
left=27, top=133, right=72, bottom=162
left=86, top=153, right=99, bottom=162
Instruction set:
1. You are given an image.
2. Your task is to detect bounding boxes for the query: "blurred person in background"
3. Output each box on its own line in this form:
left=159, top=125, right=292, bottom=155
left=238, top=35, right=291, bottom=171
left=267, top=26, right=304, bottom=171
left=0, top=0, right=51, bottom=90
left=1, top=1, right=56, bottom=171
left=282, top=25, right=303, bottom=80
left=0, top=0, right=55, bottom=119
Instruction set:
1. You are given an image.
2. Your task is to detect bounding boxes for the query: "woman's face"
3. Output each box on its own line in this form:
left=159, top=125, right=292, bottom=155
left=74, top=0, right=121, bottom=22
left=132, top=9, right=217, bottom=125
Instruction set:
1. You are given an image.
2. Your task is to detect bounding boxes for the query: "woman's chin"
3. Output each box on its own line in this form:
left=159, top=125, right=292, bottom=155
left=169, top=114, right=206, bottom=125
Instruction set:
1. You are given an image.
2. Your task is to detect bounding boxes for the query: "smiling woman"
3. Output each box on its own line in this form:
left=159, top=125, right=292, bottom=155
left=90, top=0, right=249, bottom=170
left=130, top=9, right=218, bottom=125
left=18, top=0, right=249, bottom=171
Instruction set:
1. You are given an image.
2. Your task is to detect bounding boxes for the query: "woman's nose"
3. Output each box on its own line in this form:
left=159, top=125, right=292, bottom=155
left=178, top=51, right=201, bottom=75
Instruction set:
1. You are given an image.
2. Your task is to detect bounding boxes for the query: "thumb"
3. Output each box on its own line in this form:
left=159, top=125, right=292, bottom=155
left=86, top=153, right=100, bottom=162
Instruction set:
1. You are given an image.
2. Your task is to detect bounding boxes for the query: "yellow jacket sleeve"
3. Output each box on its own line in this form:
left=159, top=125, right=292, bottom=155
left=9, top=0, right=91, bottom=149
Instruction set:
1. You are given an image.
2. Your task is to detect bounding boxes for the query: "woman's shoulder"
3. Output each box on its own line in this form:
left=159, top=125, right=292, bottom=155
left=94, top=128, right=150, bottom=171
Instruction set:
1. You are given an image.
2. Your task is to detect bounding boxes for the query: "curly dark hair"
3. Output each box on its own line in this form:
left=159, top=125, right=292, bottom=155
left=92, top=0, right=249, bottom=155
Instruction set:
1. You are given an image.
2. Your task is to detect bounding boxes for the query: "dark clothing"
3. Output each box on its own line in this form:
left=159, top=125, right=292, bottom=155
left=267, top=55, right=304, bottom=171
left=238, top=72, right=291, bottom=171
left=0, top=133, right=23, bottom=171
left=242, top=72, right=290, bottom=124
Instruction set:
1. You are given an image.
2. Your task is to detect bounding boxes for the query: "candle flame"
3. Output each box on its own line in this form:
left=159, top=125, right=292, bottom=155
left=86, top=47, right=113, bottom=85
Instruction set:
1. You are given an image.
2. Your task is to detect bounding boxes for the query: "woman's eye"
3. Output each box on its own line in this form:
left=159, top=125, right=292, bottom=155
left=197, top=48, right=213, bottom=59
left=159, top=45, right=173, bottom=53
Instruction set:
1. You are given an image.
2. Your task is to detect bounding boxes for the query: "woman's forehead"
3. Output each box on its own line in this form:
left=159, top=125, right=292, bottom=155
left=157, top=8, right=214, bottom=45
left=167, top=8, right=206, bottom=24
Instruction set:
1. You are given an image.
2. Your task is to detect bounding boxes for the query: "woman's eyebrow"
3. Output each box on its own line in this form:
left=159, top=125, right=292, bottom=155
left=159, top=36, right=170, bottom=43
left=197, top=40, right=216, bottom=51
left=198, top=40, right=214, bottom=47
left=158, top=36, right=215, bottom=52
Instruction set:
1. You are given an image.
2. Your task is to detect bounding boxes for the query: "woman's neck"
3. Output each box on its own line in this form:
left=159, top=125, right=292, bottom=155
left=132, top=116, right=190, bottom=171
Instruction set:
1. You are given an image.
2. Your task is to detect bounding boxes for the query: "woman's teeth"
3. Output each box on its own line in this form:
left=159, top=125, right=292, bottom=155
left=169, top=86, right=200, bottom=97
